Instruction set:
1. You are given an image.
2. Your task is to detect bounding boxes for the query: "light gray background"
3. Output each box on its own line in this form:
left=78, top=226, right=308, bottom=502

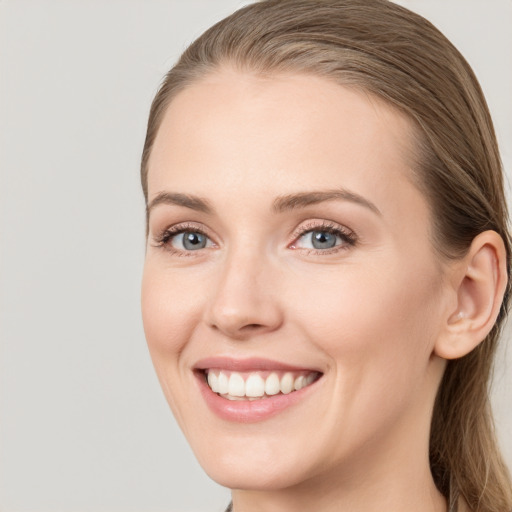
left=0, top=1, right=510, bottom=511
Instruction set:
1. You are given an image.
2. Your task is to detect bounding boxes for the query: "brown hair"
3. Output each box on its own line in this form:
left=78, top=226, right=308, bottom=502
left=140, top=1, right=511, bottom=509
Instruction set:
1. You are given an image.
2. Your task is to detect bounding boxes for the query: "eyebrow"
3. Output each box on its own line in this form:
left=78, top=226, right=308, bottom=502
left=272, top=189, right=381, bottom=215
left=146, top=192, right=213, bottom=216
left=146, top=188, right=381, bottom=218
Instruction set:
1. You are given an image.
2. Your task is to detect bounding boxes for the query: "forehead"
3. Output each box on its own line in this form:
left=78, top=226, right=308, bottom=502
left=148, top=68, right=425, bottom=222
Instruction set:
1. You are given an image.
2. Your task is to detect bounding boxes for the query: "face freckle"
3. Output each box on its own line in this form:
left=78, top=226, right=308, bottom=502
left=141, top=69, right=449, bottom=492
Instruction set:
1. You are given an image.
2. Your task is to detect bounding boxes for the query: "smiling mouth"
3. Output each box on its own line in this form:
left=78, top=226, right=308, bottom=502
left=203, top=369, right=322, bottom=401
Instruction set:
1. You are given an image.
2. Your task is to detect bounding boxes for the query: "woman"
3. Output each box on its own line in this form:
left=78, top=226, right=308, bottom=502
left=140, top=1, right=511, bottom=511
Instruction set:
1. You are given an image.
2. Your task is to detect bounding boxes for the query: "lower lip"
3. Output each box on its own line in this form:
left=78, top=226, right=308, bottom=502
left=195, top=371, right=320, bottom=423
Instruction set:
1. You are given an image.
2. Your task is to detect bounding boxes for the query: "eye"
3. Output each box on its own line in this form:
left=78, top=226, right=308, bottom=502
left=304, top=230, right=339, bottom=250
left=172, top=231, right=210, bottom=250
left=153, top=224, right=215, bottom=254
left=290, top=222, right=357, bottom=253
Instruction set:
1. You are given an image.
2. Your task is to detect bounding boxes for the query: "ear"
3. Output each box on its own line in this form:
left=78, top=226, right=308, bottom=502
left=435, top=230, right=508, bottom=360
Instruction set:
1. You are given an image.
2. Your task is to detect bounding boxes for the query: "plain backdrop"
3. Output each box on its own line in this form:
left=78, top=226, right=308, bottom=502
left=0, top=1, right=510, bottom=511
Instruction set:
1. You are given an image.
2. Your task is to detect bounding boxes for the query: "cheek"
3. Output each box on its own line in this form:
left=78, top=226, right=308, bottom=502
left=141, top=264, right=203, bottom=372
left=141, top=262, right=212, bottom=431
left=288, top=257, right=442, bottom=396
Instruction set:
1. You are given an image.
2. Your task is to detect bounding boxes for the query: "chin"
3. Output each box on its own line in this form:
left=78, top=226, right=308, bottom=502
left=185, top=424, right=332, bottom=493
left=200, top=455, right=308, bottom=491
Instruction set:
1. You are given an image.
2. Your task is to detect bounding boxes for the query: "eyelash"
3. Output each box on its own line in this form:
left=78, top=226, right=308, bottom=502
left=290, top=220, right=357, bottom=255
left=152, top=223, right=214, bottom=257
left=152, top=220, right=357, bottom=256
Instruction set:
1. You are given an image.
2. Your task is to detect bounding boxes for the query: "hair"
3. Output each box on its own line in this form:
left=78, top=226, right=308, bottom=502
left=140, top=1, right=512, bottom=509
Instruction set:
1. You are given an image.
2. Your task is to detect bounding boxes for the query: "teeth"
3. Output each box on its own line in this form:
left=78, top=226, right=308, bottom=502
left=280, top=372, right=294, bottom=394
left=206, top=369, right=319, bottom=400
left=305, top=373, right=316, bottom=386
left=207, top=372, right=219, bottom=392
left=245, top=374, right=265, bottom=397
left=218, top=371, right=229, bottom=394
left=228, top=373, right=245, bottom=397
left=265, top=373, right=280, bottom=396
left=294, top=375, right=305, bottom=391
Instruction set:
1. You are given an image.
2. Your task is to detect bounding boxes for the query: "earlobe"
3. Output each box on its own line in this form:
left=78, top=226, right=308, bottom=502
left=435, top=230, right=507, bottom=360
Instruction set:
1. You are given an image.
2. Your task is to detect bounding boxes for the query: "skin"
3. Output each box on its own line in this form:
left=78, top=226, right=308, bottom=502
left=141, top=69, right=462, bottom=512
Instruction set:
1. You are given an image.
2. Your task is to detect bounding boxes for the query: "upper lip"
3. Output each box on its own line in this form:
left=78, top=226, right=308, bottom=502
left=194, top=357, right=321, bottom=373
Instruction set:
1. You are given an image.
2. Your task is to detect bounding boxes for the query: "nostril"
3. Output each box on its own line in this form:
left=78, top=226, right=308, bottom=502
left=243, top=324, right=263, bottom=331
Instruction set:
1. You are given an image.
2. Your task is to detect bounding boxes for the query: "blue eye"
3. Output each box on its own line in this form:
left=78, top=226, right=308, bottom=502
left=292, top=224, right=356, bottom=252
left=154, top=226, right=214, bottom=253
left=172, top=231, right=210, bottom=251
left=309, top=231, right=338, bottom=249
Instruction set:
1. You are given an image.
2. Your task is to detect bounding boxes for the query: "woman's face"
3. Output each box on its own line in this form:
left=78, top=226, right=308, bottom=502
left=142, top=70, right=450, bottom=491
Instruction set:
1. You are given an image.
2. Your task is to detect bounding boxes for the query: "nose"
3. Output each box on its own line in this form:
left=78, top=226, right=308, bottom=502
left=204, top=249, right=284, bottom=340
